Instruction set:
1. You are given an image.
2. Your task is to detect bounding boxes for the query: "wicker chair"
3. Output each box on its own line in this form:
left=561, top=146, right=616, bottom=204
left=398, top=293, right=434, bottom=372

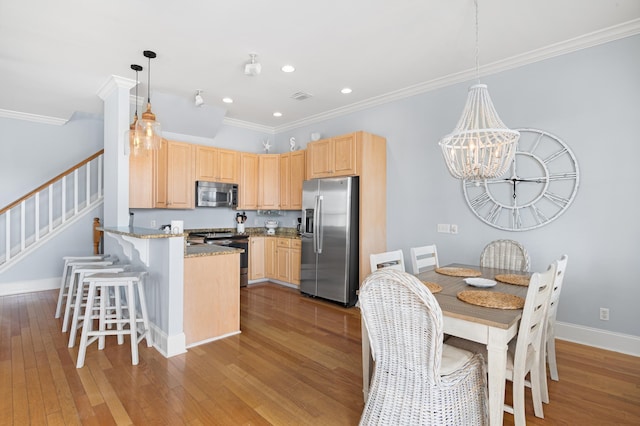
left=479, top=239, right=530, bottom=272
left=359, top=269, right=488, bottom=425
left=447, top=262, right=557, bottom=426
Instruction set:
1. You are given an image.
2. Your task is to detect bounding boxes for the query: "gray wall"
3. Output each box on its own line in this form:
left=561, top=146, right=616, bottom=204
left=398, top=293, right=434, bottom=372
left=277, top=35, right=640, bottom=337
left=2, top=35, right=638, bottom=338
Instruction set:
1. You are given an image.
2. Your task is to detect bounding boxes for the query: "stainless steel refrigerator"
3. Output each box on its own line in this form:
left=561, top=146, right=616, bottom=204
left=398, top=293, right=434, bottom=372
left=300, top=177, right=359, bottom=306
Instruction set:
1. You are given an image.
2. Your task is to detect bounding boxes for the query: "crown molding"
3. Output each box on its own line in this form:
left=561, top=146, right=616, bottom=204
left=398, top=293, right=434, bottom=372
left=222, top=116, right=275, bottom=134
left=0, top=108, right=69, bottom=126
left=275, top=20, right=640, bottom=133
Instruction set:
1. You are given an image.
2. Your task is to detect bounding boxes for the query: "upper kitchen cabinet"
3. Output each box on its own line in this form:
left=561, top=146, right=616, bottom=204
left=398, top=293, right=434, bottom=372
left=258, top=154, right=280, bottom=209
left=157, top=140, right=195, bottom=209
left=238, top=152, right=258, bottom=210
left=306, top=133, right=357, bottom=179
left=195, top=145, right=239, bottom=184
left=279, top=150, right=305, bottom=210
left=129, top=139, right=195, bottom=209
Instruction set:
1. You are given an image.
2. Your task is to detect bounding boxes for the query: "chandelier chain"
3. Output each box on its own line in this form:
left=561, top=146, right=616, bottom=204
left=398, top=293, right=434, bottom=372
left=475, top=0, right=480, bottom=84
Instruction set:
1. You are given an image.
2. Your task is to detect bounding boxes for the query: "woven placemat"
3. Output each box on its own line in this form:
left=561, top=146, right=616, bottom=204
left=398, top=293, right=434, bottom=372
left=457, top=290, right=525, bottom=310
left=495, top=274, right=530, bottom=286
left=421, top=280, right=442, bottom=294
left=435, top=267, right=482, bottom=277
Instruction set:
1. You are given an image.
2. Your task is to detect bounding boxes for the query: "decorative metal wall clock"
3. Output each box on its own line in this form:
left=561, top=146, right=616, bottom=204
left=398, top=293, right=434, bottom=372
left=463, top=128, right=579, bottom=231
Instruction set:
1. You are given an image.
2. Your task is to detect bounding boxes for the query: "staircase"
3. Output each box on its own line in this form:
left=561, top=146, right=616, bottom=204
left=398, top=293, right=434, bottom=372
left=0, top=150, right=104, bottom=273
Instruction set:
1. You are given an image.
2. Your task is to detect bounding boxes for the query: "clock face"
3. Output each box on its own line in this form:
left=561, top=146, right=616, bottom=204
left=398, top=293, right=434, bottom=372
left=463, top=128, right=579, bottom=231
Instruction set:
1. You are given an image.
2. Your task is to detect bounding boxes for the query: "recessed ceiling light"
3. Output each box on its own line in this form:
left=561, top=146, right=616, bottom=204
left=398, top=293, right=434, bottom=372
left=281, top=65, right=295, bottom=73
left=273, top=112, right=282, bottom=117
left=341, top=87, right=353, bottom=94
left=222, top=97, right=233, bottom=104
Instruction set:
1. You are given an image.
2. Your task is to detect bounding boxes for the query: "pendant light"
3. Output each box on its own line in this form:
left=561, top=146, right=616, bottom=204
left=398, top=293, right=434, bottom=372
left=438, top=0, right=519, bottom=180
left=135, top=50, right=162, bottom=150
left=129, top=64, right=144, bottom=156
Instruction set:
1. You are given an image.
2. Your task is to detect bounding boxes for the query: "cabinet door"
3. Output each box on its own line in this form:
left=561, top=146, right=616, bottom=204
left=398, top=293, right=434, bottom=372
left=258, top=154, right=280, bottom=209
left=276, top=241, right=291, bottom=282
left=239, top=153, right=258, bottom=210
left=279, top=154, right=291, bottom=209
left=289, top=150, right=306, bottom=210
left=249, top=237, right=265, bottom=280
left=129, top=149, right=155, bottom=208
left=290, top=239, right=301, bottom=285
left=166, top=140, right=195, bottom=209
left=306, top=138, right=332, bottom=179
left=332, top=133, right=357, bottom=176
left=217, top=149, right=239, bottom=183
left=265, top=237, right=277, bottom=279
left=195, top=145, right=217, bottom=181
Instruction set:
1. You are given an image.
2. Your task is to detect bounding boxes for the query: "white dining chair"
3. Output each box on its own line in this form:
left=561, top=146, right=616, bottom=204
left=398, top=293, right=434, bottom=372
left=359, top=269, right=488, bottom=425
left=447, top=261, right=557, bottom=426
left=369, top=250, right=405, bottom=273
left=479, top=239, right=530, bottom=272
left=409, top=244, right=439, bottom=274
left=541, top=254, right=569, bottom=403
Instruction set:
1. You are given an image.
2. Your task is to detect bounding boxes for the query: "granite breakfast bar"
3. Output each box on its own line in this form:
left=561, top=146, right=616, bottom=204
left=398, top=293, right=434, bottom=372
left=101, top=226, right=241, bottom=356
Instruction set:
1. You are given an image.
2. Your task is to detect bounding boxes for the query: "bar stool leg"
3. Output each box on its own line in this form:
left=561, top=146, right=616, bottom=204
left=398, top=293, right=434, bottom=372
left=114, top=285, right=124, bottom=345
left=136, top=279, right=152, bottom=347
left=77, top=282, right=97, bottom=368
left=127, top=283, right=139, bottom=365
left=55, top=262, right=71, bottom=319
left=98, top=286, right=107, bottom=350
left=68, top=270, right=87, bottom=348
left=61, top=268, right=78, bottom=332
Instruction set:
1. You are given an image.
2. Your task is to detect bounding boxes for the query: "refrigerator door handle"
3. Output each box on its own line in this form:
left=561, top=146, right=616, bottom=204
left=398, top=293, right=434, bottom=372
left=313, top=195, right=319, bottom=253
left=317, top=195, right=323, bottom=254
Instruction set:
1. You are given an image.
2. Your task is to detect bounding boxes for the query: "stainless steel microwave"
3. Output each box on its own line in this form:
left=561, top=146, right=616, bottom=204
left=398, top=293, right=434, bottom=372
left=196, top=181, right=238, bottom=208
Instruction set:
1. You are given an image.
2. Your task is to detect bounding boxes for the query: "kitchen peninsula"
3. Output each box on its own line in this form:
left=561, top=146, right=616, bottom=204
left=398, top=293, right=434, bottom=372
left=101, top=226, right=241, bottom=356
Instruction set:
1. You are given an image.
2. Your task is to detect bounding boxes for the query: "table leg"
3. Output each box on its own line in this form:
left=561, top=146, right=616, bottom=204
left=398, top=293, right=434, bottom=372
left=486, top=328, right=509, bottom=426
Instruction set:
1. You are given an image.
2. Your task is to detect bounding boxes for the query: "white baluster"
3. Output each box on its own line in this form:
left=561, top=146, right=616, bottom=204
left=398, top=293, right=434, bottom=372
left=35, top=192, right=40, bottom=241
left=20, top=200, right=25, bottom=251
left=5, top=209, right=10, bottom=261
left=61, top=176, right=66, bottom=223
left=48, top=184, right=53, bottom=232
left=74, top=169, right=79, bottom=214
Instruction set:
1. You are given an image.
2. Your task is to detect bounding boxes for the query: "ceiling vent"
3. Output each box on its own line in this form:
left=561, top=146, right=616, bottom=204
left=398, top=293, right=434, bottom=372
left=290, top=91, right=313, bottom=101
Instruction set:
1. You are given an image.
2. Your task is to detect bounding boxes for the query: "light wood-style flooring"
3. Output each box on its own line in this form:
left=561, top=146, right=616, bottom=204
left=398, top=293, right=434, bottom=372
left=1, top=283, right=639, bottom=425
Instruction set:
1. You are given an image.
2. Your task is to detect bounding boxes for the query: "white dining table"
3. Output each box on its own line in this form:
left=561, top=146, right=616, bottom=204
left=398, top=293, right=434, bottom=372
left=361, top=263, right=530, bottom=426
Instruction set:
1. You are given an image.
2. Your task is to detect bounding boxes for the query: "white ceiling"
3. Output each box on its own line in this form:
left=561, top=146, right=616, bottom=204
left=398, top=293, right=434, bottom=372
left=1, top=0, right=639, bottom=131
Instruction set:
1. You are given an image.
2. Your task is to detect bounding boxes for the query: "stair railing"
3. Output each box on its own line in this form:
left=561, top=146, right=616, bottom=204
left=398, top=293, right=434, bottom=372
left=0, top=150, right=104, bottom=271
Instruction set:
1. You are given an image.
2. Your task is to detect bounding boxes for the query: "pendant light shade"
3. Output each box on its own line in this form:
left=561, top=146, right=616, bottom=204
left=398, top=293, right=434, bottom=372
left=439, top=84, right=519, bottom=179
left=135, top=50, right=162, bottom=150
left=438, top=0, right=519, bottom=180
left=129, top=64, right=145, bottom=157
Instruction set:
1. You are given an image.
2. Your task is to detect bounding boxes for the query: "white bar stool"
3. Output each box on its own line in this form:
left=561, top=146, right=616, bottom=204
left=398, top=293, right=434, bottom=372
left=55, top=255, right=110, bottom=318
left=61, top=258, right=116, bottom=332
left=67, top=264, right=129, bottom=348
left=76, top=271, right=152, bottom=368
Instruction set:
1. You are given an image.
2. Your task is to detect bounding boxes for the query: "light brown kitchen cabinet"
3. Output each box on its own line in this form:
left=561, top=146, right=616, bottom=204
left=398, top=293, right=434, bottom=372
left=290, top=239, right=301, bottom=285
left=279, top=150, right=305, bottom=210
left=306, top=133, right=357, bottom=179
left=258, top=154, right=280, bottom=209
left=249, top=236, right=265, bottom=280
left=129, top=139, right=195, bottom=209
left=305, top=131, right=387, bottom=285
left=239, top=153, right=259, bottom=210
left=195, top=145, right=239, bottom=183
left=265, top=237, right=277, bottom=278
left=276, top=238, right=291, bottom=282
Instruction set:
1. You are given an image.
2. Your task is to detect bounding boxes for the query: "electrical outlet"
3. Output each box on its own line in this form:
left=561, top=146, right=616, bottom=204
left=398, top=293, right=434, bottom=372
left=437, top=224, right=450, bottom=233
left=599, top=308, right=609, bottom=321
left=150, top=220, right=156, bottom=228
left=450, top=224, right=458, bottom=234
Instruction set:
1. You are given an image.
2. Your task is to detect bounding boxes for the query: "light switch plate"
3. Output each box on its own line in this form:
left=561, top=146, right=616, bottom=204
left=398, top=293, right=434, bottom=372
left=437, top=224, right=450, bottom=233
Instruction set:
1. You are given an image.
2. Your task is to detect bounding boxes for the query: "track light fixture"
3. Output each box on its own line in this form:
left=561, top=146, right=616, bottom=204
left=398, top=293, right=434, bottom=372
left=244, top=53, right=261, bottom=76
left=195, top=90, right=204, bottom=107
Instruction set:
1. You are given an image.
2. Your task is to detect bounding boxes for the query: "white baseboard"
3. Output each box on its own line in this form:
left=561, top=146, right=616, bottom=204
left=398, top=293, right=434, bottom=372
left=556, top=321, right=640, bottom=357
left=0, top=277, right=59, bottom=296
left=185, top=330, right=241, bottom=349
left=149, top=323, right=186, bottom=358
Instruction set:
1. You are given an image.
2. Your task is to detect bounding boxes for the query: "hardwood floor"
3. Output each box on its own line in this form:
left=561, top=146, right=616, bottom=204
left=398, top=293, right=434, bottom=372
left=1, top=283, right=638, bottom=425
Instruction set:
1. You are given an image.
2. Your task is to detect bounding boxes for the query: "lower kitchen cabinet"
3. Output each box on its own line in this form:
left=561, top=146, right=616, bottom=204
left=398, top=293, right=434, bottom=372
left=275, top=237, right=301, bottom=286
left=249, top=236, right=265, bottom=280
left=184, top=253, right=240, bottom=346
left=265, top=237, right=277, bottom=278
